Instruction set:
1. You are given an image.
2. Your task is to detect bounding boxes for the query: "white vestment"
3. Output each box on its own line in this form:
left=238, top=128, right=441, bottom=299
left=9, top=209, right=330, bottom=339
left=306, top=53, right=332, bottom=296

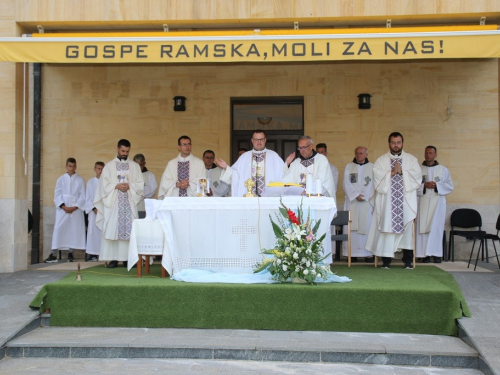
left=207, top=166, right=230, bottom=197
left=330, top=163, right=339, bottom=192
left=158, top=154, right=207, bottom=198
left=416, top=163, right=453, bottom=258
left=51, top=172, right=86, bottom=251
left=342, top=161, right=374, bottom=257
left=85, top=177, right=102, bottom=255
left=137, top=169, right=158, bottom=212
left=282, top=153, right=336, bottom=198
left=95, top=158, right=144, bottom=261
left=365, top=151, right=422, bottom=257
left=221, top=148, right=284, bottom=197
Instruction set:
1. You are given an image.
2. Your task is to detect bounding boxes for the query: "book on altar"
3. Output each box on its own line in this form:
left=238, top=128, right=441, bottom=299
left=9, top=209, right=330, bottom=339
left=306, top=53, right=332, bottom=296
left=262, top=182, right=305, bottom=197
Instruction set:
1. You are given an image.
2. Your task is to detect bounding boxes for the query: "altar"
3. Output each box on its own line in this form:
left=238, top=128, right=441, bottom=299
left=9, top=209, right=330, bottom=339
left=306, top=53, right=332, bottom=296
left=129, top=196, right=337, bottom=275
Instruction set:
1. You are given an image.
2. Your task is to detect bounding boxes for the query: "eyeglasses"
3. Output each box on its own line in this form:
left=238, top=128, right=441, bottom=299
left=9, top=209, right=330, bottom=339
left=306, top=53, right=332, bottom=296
left=297, top=144, right=312, bottom=151
left=252, top=138, right=266, bottom=142
left=180, top=143, right=191, bottom=146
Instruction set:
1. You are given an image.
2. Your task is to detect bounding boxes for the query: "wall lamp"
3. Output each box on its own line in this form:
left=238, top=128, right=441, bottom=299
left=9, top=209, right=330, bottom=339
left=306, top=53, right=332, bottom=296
left=358, top=93, right=372, bottom=109
left=173, top=96, right=186, bottom=111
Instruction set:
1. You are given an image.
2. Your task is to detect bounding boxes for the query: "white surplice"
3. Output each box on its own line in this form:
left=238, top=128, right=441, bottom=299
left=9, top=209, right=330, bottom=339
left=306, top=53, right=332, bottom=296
left=158, top=154, right=206, bottom=198
left=51, top=172, right=86, bottom=251
left=94, top=158, right=144, bottom=261
left=341, top=161, right=374, bottom=257
left=137, top=169, right=158, bottom=212
left=282, top=153, right=336, bottom=198
left=220, top=148, right=284, bottom=197
left=416, top=163, right=454, bottom=258
left=365, top=151, right=422, bottom=257
left=207, top=166, right=230, bottom=197
left=330, top=163, right=339, bottom=192
left=85, top=177, right=101, bottom=256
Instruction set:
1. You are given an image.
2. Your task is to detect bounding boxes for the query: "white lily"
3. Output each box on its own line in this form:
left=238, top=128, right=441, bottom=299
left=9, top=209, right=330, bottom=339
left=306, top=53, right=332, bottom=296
left=293, top=224, right=306, bottom=237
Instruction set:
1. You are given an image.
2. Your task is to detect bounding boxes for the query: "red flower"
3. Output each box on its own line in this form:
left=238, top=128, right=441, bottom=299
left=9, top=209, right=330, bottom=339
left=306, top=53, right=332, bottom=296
left=287, top=210, right=300, bottom=225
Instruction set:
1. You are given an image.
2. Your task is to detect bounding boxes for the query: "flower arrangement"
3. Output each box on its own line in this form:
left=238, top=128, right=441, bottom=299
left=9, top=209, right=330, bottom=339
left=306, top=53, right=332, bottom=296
left=254, top=199, right=334, bottom=285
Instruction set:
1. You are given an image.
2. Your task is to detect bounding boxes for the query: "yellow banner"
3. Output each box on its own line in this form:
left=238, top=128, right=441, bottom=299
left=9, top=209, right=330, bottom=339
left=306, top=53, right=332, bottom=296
left=2, top=31, right=500, bottom=63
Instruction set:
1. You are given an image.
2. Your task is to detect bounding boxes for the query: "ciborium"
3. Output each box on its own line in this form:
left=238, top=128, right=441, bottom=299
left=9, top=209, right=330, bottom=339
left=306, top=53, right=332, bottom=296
left=243, top=178, right=257, bottom=197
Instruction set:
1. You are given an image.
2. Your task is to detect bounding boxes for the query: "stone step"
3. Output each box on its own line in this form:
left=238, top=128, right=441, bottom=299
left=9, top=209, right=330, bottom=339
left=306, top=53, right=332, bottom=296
left=4, top=327, right=479, bottom=370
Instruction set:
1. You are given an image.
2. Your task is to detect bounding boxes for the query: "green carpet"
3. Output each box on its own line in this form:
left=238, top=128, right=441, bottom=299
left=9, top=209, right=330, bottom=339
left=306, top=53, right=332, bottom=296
left=30, top=264, right=470, bottom=336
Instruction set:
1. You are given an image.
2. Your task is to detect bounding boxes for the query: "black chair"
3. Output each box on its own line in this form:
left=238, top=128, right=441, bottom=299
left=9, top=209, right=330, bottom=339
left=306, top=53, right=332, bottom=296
left=448, top=208, right=485, bottom=262
left=331, top=211, right=352, bottom=267
left=468, top=214, right=500, bottom=271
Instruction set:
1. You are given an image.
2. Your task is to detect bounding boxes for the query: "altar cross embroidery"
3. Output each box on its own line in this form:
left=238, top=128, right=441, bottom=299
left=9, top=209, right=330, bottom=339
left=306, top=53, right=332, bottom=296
left=232, top=219, right=256, bottom=252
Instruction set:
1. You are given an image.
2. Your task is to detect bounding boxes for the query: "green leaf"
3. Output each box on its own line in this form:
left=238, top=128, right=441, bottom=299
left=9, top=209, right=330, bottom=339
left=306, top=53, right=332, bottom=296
left=272, top=221, right=283, bottom=238
left=312, top=218, right=321, bottom=234
left=253, top=262, right=270, bottom=273
left=279, top=207, right=288, bottom=220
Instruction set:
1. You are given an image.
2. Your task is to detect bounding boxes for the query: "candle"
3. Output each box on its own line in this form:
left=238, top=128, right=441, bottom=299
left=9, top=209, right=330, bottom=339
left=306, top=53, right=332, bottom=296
left=315, top=179, right=322, bottom=195
left=207, top=178, right=210, bottom=191
left=306, top=174, right=313, bottom=195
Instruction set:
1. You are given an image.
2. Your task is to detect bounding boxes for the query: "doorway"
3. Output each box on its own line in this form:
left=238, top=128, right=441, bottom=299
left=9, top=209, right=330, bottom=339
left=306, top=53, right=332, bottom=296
left=231, top=97, right=304, bottom=163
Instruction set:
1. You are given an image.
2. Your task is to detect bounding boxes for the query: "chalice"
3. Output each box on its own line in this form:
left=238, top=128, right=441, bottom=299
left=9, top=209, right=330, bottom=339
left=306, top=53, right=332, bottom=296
left=199, top=178, right=208, bottom=197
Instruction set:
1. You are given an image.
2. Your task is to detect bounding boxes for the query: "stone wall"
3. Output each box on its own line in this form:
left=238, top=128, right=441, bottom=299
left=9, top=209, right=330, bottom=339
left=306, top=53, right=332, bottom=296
left=39, top=60, right=499, bottom=261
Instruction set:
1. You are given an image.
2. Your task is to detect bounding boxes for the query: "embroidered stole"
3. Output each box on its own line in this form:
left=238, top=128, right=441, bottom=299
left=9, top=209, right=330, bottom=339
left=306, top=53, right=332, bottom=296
left=116, top=161, right=132, bottom=240
left=390, top=157, right=405, bottom=233
left=299, top=157, right=315, bottom=187
left=177, top=161, right=190, bottom=197
left=252, top=152, right=266, bottom=195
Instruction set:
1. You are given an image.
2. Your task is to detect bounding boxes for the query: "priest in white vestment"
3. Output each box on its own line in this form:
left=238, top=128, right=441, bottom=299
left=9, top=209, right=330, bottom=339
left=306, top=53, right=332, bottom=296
left=365, top=132, right=422, bottom=269
left=316, top=143, right=339, bottom=192
left=416, top=146, right=454, bottom=263
left=133, top=153, right=158, bottom=217
left=282, top=136, right=335, bottom=198
left=94, top=139, right=144, bottom=268
left=46, top=158, right=86, bottom=263
left=203, top=150, right=230, bottom=197
left=158, top=135, right=206, bottom=198
left=342, top=146, right=374, bottom=262
left=85, top=161, right=104, bottom=261
left=216, top=130, right=284, bottom=197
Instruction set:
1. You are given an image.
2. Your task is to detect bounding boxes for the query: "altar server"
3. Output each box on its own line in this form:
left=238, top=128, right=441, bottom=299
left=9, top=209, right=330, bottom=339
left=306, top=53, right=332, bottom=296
left=95, top=139, right=144, bottom=268
left=133, top=153, right=158, bottom=217
left=85, top=161, right=104, bottom=261
left=216, top=130, right=284, bottom=197
left=282, top=136, right=335, bottom=198
left=365, top=132, right=422, bottom=269
left=45, top=158, right=86, bottom=263
left=158, top=135, right=206, bottom=198
left=416, top=146, right=454, bottom=263
left=316, top=143, right=339, bottom=192
left=342, top=146, right=374, bottom=262
left=203, top=150, right=230, bottom=197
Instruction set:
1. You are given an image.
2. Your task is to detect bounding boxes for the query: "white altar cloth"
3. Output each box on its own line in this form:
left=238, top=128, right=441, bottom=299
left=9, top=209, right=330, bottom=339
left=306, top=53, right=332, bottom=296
left=150, top=196, right=336, bottom=276
left=127, top=219, right=164, bottom=271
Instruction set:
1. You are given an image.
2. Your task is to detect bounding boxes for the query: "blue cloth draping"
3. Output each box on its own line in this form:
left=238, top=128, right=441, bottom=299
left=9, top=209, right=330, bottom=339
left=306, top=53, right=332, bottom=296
left=171, top=269, right=352, bottom=284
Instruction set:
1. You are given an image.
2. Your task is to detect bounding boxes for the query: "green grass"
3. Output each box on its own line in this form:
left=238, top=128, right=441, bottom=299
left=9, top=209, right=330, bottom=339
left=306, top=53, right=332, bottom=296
left=30, top=264, right=469, bottom=336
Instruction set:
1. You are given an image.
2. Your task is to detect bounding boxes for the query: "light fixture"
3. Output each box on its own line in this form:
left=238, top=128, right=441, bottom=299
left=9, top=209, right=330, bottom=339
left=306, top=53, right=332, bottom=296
left=357, top=94, right=371, bottom=109
left=257, top=117, right=272, bottom=125
left=173, top=96, right=186, bottom=111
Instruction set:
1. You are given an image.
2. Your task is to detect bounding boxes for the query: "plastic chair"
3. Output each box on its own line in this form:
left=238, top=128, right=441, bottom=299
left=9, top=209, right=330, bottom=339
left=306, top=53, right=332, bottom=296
left=448, top=208, right=485, bottom=262
left=331, top=211, right=352, bottom=267
left=468, top=214, right=500, bottom=271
